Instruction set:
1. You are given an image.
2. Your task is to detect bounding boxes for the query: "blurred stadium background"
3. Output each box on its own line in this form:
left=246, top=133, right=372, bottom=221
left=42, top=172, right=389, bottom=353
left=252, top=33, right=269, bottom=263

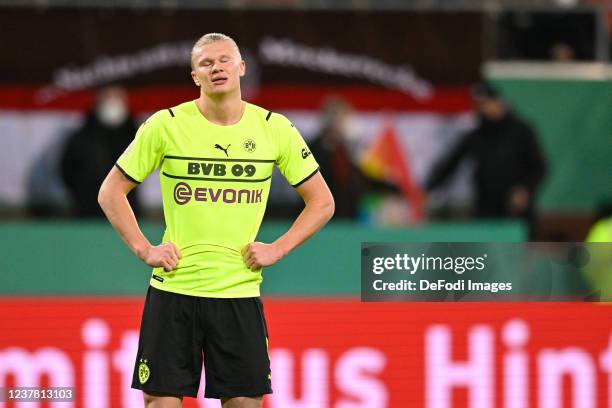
left=1, top=0, right=612, bottom=406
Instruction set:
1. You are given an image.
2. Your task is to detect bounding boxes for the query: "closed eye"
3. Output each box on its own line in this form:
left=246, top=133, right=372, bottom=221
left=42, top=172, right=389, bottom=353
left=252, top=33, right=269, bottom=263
left=199, top=56, right=231, bottom=66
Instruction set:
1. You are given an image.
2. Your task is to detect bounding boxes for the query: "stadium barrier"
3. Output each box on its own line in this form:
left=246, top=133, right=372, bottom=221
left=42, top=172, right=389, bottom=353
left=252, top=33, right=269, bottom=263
left=0, top=221, right=525, bottom=295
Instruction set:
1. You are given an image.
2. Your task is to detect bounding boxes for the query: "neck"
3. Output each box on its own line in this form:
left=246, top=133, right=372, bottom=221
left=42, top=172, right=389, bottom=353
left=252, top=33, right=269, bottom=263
left=196, top=91, right=245, bottom=125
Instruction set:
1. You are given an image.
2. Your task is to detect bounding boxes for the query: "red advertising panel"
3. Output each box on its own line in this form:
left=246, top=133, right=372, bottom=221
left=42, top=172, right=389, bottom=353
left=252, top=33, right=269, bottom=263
left=0, top=298, right=611, bottom=407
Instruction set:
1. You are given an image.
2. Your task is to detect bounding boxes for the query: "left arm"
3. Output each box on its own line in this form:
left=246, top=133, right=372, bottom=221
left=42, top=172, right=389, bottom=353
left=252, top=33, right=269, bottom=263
left=510, top=124, right=548, bottom=214
left=242, top=171, right=334, bottom=270
left=521, top=125, right=548, bottom=193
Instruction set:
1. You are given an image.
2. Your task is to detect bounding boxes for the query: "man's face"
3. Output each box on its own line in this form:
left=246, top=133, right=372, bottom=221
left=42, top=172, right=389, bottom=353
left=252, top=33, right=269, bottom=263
left=96, top=87, right=129, bottom=127
left=475, top=97, right=506, bottom=121
left=191, top=40, right=245, bottom=96
left=328, top=109, right=351, bottom=141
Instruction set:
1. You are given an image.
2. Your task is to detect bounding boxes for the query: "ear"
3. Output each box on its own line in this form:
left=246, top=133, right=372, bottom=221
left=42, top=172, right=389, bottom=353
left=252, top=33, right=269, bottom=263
left=191, top=70, right=200, bottom=86
left=239, top=59, right=246, bottom=77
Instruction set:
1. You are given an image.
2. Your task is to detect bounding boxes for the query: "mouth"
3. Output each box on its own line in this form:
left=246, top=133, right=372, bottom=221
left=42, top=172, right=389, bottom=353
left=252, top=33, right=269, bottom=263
left=211, top=77, right=228, bottom=85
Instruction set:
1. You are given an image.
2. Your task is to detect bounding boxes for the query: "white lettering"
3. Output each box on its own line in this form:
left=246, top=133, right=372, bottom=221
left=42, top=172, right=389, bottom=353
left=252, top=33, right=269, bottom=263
left=335, top=347, right=388, bottom=408
left=538, top=348, right=595, bottom=408
left=82, top=319, right=110, bottom=408
left=112, top=330, right=142, bottom=408
left=0, top=347, right=75, bottom=408
left=268, top=349, right=328, bottom=408
left=425, top=325, right=493, bottom=408
left=503, top=320, right=529, bottom=408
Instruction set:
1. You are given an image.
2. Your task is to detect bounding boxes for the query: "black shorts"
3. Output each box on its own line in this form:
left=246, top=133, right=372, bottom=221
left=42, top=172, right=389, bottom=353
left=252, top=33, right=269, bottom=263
left=131, top=286, right=272, bottom=399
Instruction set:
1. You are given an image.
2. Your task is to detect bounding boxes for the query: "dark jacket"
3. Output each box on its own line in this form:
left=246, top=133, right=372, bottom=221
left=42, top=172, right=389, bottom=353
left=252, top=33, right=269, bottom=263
left=61, top=111, right=141, bottom=218
left=426, top=113, right=547, bottom=218
left=311, top=128, right=397, bottom=219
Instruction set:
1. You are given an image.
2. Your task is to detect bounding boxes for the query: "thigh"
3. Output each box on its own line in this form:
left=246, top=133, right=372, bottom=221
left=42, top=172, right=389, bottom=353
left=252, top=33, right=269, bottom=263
left=144, top=391, right=183, bottom=408
left=221, top=395, right=263, bottom=408
left=201, top=297, right=272, bottom=399
left=132, top=286, right=204, bottom=398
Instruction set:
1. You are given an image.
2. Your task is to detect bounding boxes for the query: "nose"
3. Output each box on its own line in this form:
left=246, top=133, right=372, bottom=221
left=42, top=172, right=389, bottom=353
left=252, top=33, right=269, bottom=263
left=211, top=64, right=223, bottom=74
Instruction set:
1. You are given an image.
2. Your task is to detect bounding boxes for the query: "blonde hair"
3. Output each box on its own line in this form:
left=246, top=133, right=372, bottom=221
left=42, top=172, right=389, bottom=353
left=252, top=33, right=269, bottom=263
left=191, top=33, right=241, bottom=69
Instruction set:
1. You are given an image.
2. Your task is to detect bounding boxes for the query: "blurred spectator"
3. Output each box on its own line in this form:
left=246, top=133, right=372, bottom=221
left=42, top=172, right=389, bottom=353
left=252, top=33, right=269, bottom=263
left=583, top=200, right=612, bottom=300
left=60, top=86, right=141, bottom=218
left=550, top=42, right=575, bottom=62
left=310, top=98, right=362, bottom=219
left=26, top=137, right=71, bottom=218
left=496, top=11, right=596, bottom=61
left=310, top=98, right=394, bottom=219
left=585, top=201, right=612, bottom=242
left=426, top=83, right=547, bottom=237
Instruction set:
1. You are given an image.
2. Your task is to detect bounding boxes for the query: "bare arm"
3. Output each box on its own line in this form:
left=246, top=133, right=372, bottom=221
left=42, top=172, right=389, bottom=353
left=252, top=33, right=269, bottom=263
left=98, top=166, right=180, bottom=271
left=242, top=171, right=334, bottom=270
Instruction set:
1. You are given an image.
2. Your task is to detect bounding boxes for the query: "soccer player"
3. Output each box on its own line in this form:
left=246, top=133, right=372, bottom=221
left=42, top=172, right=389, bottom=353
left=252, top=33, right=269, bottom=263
left=98, top=33, right=334, bottom=408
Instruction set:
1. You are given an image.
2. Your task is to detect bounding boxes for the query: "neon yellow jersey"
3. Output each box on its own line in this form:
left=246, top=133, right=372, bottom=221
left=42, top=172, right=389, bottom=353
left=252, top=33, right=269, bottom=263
left=116, top=101, right=319, bottom=298
left=586, top=218, right=612, bottom=242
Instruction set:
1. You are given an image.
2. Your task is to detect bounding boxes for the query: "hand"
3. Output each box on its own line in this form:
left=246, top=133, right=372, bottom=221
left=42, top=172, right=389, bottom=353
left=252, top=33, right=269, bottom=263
left=139, top=243, right=182, bottom=272
left=510, top=186, right=530, bottom=215
left=241, top=242, right=284, bottom=271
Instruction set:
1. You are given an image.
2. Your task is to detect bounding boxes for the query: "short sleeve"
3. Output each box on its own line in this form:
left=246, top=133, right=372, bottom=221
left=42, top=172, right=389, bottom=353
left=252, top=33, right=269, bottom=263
left=273, top=114, right=319, bottom=187
left=115, top=111, right=166, bottom=183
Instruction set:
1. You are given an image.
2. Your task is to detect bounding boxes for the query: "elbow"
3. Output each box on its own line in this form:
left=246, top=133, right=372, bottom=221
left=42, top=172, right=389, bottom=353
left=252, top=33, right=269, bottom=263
left=324, top=193, right=335, bottom=222
left=97, top=182, right=109, bottom=210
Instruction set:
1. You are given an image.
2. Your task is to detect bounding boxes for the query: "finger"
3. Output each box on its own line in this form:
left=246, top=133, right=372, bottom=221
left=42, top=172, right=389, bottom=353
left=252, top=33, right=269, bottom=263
left=245, top=255, right=254, bottom=268
left=171, top=243, right=182, bottom=259
left=166, top=249, right=179, bottom=266
left=246, top=257, right=258, bottom=270
left=243, top=248, right=254, bottom=261
left=165, top=258, right=176, bottom=270
left=241, top=243, right=251, bottom=256
left=247, top=255, right=261, bottom=271
left=160, top=248, right=175, bottom=265
left=161, top=260, right=172, bottom=272
left=167, top=254, right=178, bottom=268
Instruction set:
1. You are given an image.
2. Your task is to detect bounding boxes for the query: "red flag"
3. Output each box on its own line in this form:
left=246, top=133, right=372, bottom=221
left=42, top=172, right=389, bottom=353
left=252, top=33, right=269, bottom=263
left=360, top=123, right=425, bottom=222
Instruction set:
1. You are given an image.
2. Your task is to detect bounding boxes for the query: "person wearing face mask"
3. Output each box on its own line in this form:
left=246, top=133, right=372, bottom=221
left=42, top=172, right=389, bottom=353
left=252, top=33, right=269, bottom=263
left=426, top=82, right=547, bottom=238
left=61, top=86, right=142, bottom=218
left=309, top=98, right=362, bottom=219
left=310, top=98, right=397, bottom=220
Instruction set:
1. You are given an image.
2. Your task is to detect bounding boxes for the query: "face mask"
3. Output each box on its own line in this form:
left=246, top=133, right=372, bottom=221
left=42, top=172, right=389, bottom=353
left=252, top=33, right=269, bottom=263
left=97, top=99, right=128, bottom=127
left=341, top=116, right=360, bottom=140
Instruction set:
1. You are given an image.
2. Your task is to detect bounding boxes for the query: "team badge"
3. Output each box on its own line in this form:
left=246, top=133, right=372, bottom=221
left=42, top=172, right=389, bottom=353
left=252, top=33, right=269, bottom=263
left=244, top=139, right=256, bottom=153
left=138, top=358, right=150, bottom=384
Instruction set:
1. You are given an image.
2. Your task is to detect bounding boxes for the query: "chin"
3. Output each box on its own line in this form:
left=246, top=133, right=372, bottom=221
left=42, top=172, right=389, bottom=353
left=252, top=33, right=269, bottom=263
left=208, top=87, right=238, bottom=96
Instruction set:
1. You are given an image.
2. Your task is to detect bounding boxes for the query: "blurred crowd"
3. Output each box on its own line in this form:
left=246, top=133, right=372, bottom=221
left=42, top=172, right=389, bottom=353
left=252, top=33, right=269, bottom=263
left=4, top=3, right=612, bottom=245
left=52, top=82, right=561, bottom=240
left=60, top=87, right=142, bottom=218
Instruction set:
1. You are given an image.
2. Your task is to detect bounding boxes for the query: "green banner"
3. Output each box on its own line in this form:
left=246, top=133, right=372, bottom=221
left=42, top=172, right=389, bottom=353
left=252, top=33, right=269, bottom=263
left=0, top=221, right=525, bottom=295
left=490, top=78, right=612, bottom=212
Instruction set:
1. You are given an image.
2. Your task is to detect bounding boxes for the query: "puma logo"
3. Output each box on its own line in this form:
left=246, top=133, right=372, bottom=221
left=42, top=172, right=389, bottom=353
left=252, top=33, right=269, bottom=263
left=214, top=144, right=230, bottom=157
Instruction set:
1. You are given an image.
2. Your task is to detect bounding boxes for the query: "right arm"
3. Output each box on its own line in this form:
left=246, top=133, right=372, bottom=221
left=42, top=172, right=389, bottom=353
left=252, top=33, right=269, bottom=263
left=425, top=132, right=472, bottom=191
left=98, top=166, right=180, bottom=271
